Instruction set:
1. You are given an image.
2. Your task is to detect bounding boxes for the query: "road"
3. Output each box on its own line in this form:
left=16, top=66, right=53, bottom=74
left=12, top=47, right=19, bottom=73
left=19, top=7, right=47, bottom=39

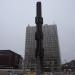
left=0, top=70, right=75, bottom=75
left=44, top=72, right=75, bottom=75
left=23, top=72, right=75, bottom=75
left=0, top=69, right=23, bottom=75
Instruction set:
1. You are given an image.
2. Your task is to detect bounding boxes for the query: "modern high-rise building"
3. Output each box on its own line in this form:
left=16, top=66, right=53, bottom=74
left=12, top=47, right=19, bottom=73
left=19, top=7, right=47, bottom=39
left=24, top=24, right=61, bottom=72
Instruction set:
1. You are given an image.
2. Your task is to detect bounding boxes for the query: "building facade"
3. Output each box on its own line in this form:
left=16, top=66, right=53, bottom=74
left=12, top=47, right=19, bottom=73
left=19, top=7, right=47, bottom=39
left=62, top=60, right=75, bottom=72
left=0, top=50, right=23, bottom=69
left=24, top=24, right=61, bottom=72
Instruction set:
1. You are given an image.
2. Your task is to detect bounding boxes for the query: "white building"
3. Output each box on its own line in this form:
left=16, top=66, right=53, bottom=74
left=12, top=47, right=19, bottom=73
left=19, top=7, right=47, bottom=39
left=24, top=24, right=61, bottom=72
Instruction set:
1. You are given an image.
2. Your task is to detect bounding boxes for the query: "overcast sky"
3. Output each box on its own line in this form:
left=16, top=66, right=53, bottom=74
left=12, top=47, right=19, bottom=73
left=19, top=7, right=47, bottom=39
left=0, top=0, right=75, bottom=63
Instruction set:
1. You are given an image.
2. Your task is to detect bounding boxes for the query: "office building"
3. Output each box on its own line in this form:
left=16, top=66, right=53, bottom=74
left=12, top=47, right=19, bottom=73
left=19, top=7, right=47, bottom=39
left=24, top=24, right=61, bottom=72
